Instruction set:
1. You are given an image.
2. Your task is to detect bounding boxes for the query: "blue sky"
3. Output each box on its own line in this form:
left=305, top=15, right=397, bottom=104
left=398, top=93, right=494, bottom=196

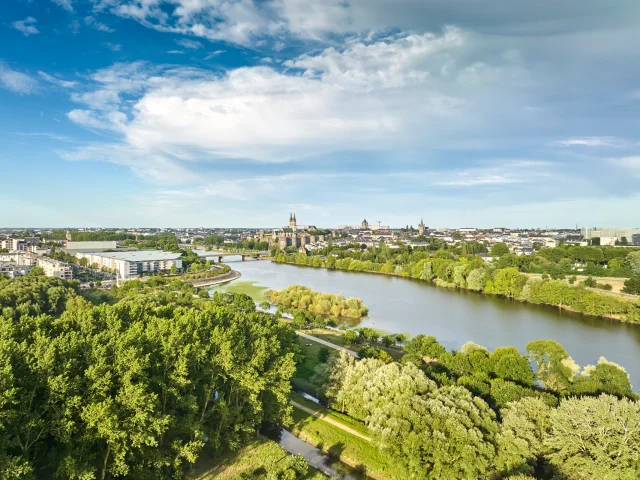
left=1, top=0, right=639, bottom=228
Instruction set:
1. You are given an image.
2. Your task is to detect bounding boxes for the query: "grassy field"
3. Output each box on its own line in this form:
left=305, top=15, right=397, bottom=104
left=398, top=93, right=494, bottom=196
left=188, top=439, right=329, bottom=480
left=290, top=392, right=370, bottom=438
left=79, top=288, right=116, bottom=305
left=289, top=405, right=402, bottom=480
left=211, top=280, right=269, bottom=302
left=293, top=336, right=331, bottom=395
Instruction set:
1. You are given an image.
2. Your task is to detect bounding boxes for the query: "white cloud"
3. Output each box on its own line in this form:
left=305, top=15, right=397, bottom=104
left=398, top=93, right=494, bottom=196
left=554, top=136, right=621, bottom=147
left=167, top=50, right=184, bottom=54
left=38, top=71, right=78, bottom=88
left=609, top=156, right=640, bottom=176
left=105, top=42, right=122, bottom=51
left=204, top=50, right=226, bottom=60
left=12, top=17, right=39, bottom=36
left=85, top=15, right=115, bottom=32
left=52, top=0, right=73, bottom=12
left=175, top=38, right=203, bottom=49
left=0, top=63, right=38, bottom=94
left=60, top=28, right=538, bottom=182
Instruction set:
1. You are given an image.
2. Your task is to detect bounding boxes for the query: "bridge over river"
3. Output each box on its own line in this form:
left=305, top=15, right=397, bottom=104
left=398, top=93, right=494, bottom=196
left=179, top=245, right=269, bottom=262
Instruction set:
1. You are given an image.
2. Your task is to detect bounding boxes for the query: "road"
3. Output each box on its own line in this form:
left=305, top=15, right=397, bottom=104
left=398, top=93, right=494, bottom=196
left=290, top=400, right=371, bottom=442
left=296, top=331, right=359, bottom=358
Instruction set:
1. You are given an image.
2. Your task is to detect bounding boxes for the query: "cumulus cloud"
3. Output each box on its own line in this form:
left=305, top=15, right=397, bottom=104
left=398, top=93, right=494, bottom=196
left=0, top=63, right=38, bottom=94
left=52, top=0, right=74, bottom=12
left=59, top=28, right=541, bottom=182
left=12, top=17, right=39, bottom=36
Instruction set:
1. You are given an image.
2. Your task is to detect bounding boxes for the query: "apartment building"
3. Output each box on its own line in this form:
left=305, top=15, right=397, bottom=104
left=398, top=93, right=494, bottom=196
left=36, top=256, right=73, bottom=280
left=74, top=251, right=182, bottom=279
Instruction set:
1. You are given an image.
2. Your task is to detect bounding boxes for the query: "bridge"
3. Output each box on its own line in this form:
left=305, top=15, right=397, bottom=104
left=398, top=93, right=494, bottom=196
left=213, top=252, right=269, bottom=262
left=178, top=245, right=269, bottom=262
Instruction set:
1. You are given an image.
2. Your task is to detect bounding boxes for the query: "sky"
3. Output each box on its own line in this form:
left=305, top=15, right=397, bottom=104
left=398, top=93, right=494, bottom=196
left=1, top=0, right=639, bottom=229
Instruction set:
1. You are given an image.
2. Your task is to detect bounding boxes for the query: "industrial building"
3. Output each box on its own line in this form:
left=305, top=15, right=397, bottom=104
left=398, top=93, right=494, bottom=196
left=74, top=251, right=183, bottom=279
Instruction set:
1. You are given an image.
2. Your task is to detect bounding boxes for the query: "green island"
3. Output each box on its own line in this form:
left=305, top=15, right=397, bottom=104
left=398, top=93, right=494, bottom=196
left=2, top=270, right=640, bottom=480
left=265, top=285, right=369, bottom=319
left=273, top=244, right=640, bottom=322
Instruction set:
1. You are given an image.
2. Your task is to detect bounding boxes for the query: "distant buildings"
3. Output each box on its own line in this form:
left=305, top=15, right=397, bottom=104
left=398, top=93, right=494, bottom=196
left=581, top=228, right=640, bottom=245
left=36, top=256, right=73, bottom=280
left=0, top=252, right=72, bottom=280
left=262, top=213, right=325, bottom=250
left=65, top=241, right=118, bottom=252
left=74, top=251, right=183, bottom=279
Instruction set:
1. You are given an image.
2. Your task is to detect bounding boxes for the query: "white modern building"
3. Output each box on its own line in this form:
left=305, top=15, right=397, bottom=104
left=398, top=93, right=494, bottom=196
left=36, top=257, right=73, bottom=280
left=74, top=251, right=183, bottom=279
left=0, top=253, right=72, bottom=279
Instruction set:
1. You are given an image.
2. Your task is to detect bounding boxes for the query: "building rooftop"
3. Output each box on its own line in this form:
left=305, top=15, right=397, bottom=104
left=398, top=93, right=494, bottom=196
left=82, top=251, right=182, bottom=261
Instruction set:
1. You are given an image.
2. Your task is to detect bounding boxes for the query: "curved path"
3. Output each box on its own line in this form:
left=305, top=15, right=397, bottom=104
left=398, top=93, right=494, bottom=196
left=188, top=269, right=241, bottom=287
left=296, top=332, right=359, bottom=358
left=290, top=400, right=371, bottom=442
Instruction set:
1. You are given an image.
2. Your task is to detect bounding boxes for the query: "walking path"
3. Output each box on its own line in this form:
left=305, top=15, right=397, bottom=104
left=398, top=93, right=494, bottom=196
left=290, top=400, right=371, bottom=442
left=296, top=331, right=359, bottom=358
left=188, top=270, right=241, bottom=287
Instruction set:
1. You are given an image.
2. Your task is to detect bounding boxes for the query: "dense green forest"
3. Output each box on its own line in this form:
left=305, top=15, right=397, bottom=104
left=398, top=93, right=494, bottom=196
left=3, top=272, right=640, bottom=479
left=0, top=275, right=298, bottom=479
left=310, top=335, right=638, bottom=479
left=274, top=251, right=640, bottom=322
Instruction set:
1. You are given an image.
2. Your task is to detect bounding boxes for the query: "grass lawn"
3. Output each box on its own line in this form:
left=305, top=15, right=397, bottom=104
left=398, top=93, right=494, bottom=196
left=210, top=280, right=269, bottom=302
left=188, top=438, right=329, bottom=480
left=79, top=288, right=116, bottom=305
left=290, top=392, right=370, bottom=438
left=289, top=406, right=403, bottom=480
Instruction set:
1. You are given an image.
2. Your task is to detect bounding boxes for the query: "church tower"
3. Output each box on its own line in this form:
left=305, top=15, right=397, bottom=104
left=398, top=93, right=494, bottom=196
left=289, top=212, right=297, bottom=230
left=418, top=219, right=425, bottom=235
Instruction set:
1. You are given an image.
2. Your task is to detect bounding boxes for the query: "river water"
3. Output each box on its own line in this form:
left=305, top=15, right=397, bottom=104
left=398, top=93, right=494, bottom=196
left=210, top=257, right=640, bottom=389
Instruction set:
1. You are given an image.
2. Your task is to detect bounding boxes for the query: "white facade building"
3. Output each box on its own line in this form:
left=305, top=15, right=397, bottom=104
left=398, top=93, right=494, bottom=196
left=74, top=251, right=183, bottom=279
left=35, top=257, right=73, bottom=280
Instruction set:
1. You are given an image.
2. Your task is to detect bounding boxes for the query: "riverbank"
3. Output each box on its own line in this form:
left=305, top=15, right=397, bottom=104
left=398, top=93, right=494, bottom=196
left=272, top=257, right=640, bottom=324
left=187, top=269, right=241, bottom=287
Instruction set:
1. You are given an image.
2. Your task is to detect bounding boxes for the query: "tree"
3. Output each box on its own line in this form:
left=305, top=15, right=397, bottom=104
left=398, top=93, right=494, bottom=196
left=317, top=347, right=330, bottom=363
left=343, top=330, right=359, bottom=345
left=622, top=275, right=640, bottom=295
left=495, top=397, right=552, bottom=477
left=545, top=395, right=640, bottom=480
left=491, top=243, right=510, bottom=257
left=486, top=268, right=527, bottom=298
left=466, top=268, right=487, bottom=291
left=369, top=386, right=499, bottom=479
left=403, top=335, right=446, bottom=366
left=627, top=251, right=640, bottom=275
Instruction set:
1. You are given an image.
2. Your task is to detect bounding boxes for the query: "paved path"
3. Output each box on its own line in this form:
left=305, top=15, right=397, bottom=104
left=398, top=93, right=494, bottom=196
left=290, top=400, right=371, bottom=442
left=188, top=270, right=241, bottom=287
left=296, top=332, right=359, bottom=358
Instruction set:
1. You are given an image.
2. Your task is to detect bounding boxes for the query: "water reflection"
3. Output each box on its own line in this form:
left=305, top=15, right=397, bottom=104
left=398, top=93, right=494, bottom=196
left=222, top=259, right=640, bottom=390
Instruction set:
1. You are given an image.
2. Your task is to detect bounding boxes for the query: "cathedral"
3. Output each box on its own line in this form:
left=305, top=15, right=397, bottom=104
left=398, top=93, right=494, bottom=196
left=259, top=213, right=325, bottom=250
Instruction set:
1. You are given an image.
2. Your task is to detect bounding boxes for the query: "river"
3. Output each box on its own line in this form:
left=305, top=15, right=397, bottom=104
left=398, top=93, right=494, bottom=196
left=209, top=256, right=640, bottom=389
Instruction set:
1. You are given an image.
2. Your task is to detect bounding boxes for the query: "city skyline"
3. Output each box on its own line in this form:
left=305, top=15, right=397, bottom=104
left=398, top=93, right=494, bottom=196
left=2, top=1, right=640, bottom=227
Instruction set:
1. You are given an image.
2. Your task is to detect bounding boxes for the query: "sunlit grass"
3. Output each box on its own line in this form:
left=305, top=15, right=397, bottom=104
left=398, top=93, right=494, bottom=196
left=210, top=280, right=269, bottom=301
